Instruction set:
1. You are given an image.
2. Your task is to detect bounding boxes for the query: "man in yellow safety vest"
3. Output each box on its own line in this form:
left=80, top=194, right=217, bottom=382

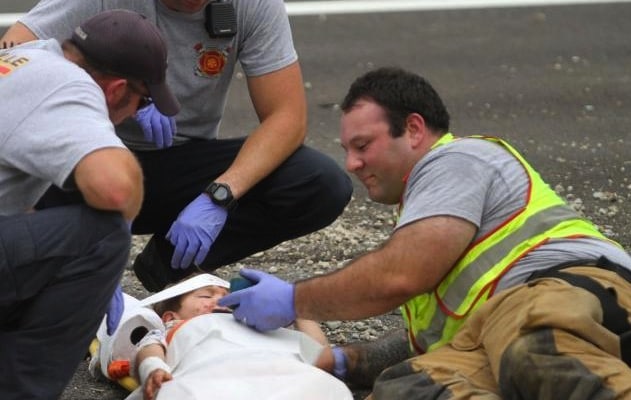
left=218, top=67, right=631, bottom=399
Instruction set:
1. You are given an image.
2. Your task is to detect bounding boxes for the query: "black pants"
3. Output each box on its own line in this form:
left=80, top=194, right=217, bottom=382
left=38, top=139, right=353, bottom=291
left=0, top=205, right=128, bottom=400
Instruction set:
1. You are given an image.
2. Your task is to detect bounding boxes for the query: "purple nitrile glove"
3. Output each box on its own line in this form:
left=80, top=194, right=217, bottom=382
left=218, top=268, right=296, bottom=332
left=135, top=103, right=176, bottom=148
left=106, top=285, right=124, bottom=335
left=166, top=193, right=228, bottom=269
left=332, top=347, right=348, bottom=380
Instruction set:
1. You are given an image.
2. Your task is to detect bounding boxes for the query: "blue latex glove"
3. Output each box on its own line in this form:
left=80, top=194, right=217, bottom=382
left=332, top=347, right=348, bottom=380
left=135, top=103, right=176, bottom=148
left=106, top=285, right=124, bottom=335
left=166, top=194, right=228, bottom=269
left=218, top=268, right=296, bottom=332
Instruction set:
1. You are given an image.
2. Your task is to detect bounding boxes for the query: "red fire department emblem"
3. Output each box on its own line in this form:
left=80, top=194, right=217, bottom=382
left=194, top=43, right=229, bottom=78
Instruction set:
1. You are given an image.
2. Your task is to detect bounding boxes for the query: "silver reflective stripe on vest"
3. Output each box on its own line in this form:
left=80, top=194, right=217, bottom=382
left=417, top=307, right=447, bottom=352
left=421, top=203, right=579, bottom=347
left=443, top=203, right=578, bottom=310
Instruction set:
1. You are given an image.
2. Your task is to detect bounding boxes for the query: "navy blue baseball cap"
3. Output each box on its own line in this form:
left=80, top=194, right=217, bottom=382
left=71, top=9, right=180, bottom=116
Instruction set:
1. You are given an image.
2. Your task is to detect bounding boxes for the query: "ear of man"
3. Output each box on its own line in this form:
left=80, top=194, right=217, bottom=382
left=405, top=112, right=427, bottom=148
left=98, top=77, right=129, bottom=106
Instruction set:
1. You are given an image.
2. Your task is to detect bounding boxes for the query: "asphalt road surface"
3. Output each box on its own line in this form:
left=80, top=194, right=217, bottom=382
left=3, top=2, right=631, bottom=224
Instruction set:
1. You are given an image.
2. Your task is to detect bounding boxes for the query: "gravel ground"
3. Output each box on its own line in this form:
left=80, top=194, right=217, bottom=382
left=60, top=178, right=631, bottom=399
left=60, top=195, right=399, bottom=400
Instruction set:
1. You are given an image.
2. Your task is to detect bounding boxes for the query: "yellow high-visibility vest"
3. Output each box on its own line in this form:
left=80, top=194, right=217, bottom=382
left=402, top=134, right=615, bottom=354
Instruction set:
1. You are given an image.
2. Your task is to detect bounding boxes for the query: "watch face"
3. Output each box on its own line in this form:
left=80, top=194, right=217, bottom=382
left=213, top=185, right=229, bottom=201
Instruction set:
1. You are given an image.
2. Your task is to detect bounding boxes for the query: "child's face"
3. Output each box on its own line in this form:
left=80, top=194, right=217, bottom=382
left=167, top=285, right=231, bottom=321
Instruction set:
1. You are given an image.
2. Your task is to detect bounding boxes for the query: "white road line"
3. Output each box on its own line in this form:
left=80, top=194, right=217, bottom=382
left=286, top=0, right=631, bottom=15
left=1, top=0, right=630, bottom=26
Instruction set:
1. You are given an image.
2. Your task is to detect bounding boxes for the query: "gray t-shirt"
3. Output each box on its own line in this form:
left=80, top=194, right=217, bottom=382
left=0, top=39, right=125, bottom=216
left=396, top=137, right=631, bottom=292
left=20, top=0, right=298, bottom=149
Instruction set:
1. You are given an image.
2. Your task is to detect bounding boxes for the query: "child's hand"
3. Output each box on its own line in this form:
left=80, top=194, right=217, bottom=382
left=143, top=369, right=173, bottom=400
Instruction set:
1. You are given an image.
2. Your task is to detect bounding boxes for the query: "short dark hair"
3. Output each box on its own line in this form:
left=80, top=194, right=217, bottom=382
left=340, top=67, right=450, bottom=137
left=152, top=295, right=182, bottom=318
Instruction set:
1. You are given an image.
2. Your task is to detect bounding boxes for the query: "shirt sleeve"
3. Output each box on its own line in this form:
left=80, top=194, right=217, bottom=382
left=237, top=0, right=298, bottom=76
left=3, top=70, right=124, bottom=190
left=396, top=150, right=497, bottom=230
left=19, top=0, right=102, bottom=41
left=136, top=329, right=168, bottom=351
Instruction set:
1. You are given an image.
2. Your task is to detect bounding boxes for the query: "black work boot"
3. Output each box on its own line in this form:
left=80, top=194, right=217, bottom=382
left=132, top=235, right=192, bottom=292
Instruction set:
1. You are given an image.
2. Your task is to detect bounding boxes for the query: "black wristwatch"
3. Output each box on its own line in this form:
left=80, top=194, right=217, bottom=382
left=204, top=182, right=237, bottom=211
